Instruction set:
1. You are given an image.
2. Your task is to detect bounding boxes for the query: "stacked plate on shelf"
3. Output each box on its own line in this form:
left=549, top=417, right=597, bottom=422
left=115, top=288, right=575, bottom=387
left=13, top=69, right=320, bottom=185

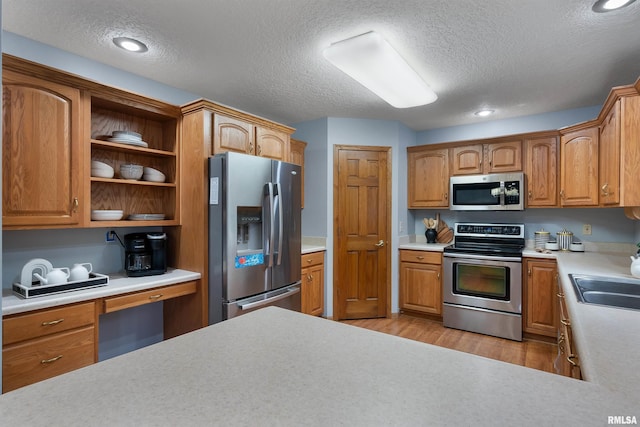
left=107, top=130, right=148, bottom=148
left=127, top=213, right=166, bottom=221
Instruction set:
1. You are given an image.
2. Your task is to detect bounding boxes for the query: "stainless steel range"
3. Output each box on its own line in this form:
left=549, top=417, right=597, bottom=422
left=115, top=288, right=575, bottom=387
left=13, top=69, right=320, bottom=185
left=442, top=223, right=525, bottom=341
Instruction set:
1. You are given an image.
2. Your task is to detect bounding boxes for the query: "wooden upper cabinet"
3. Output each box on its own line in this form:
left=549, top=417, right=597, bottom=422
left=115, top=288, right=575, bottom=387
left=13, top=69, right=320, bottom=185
left=2, top=70, right=83, bottom=228
left=560, top=127, right=599, bottom=206
left=451, top=141, right=522, bottom=175
left=524, top=136, right=558, bottom=207
left=599, top=100, right=621, bottom=205
left=255, top=126, right=289, bottom=161
left=289, top=139, right=307, bottom=208
left=450, top=144, right=483, bottom=175
left=484, top=140, right=522, bottom=173
left=618, top=96, right=640, bottom=206
left=212, top=114, right=255, bottom=155
left=407, top=147, right=449, bottom=208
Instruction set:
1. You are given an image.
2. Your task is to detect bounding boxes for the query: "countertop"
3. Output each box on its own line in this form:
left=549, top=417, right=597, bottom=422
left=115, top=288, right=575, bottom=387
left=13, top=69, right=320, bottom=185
left=2, top=268, right=201, bottom=316
left=0, top=306, right=636, bottom=426
left=301, top=244, right=326, bottom=254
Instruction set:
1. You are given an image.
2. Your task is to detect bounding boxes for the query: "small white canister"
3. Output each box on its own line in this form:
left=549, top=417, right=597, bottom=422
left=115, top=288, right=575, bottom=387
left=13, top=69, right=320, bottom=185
left=557, top=229, right=573, bottom=252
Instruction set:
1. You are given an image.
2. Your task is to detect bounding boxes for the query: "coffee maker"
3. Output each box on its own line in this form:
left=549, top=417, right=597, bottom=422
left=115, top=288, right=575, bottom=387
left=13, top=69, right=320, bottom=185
left=124, top=233, right=167, bottom=277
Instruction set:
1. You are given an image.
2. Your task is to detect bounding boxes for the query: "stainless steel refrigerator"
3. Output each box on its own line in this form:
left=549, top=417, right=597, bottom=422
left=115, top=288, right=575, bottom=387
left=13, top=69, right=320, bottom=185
left=208, top=152, right=301, bottom=324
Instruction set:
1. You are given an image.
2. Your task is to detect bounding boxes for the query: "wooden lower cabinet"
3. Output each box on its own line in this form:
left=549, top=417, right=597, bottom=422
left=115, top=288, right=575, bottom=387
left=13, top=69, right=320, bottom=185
left=2, top=280, right=200, bottom=392
left=523, top=258, right=558, bottom=337
left=399, top=250, right=442, bottom=316
left=301, top=251, right=325, bottom=316
left=2, top=301, right=97, bottom=393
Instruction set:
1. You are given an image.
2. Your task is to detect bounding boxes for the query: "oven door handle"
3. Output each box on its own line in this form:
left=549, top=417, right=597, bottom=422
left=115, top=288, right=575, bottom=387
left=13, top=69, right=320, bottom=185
left=443, top=252, right=521, bottom=263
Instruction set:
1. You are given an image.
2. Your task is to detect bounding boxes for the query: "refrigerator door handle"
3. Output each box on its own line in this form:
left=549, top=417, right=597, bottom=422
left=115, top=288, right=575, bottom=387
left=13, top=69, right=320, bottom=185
left=264, top=182, right=275, bottom=267
left=275, top=182, right=284, bottom=266
left=237, top=286, right=301, bottom=311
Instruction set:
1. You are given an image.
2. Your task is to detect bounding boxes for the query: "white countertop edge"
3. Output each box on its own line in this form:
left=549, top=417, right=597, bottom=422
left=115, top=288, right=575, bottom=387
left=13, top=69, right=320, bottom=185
left=2, top=268, right=201, bottom=316
left=301, top=245, right=326, bottom=254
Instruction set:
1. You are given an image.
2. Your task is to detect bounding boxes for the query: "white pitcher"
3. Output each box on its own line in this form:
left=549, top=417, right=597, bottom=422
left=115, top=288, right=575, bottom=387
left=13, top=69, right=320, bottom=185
left=630, top=256, right=640, bottom=278
left=34, top=267, right=70, bottom=285
left=70, top=263, right=93, bottom=281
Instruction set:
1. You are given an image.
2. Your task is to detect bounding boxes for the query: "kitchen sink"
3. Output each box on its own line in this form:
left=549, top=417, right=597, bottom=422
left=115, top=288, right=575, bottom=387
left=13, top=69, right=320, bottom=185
left=569, top=274, right=640, bottom=311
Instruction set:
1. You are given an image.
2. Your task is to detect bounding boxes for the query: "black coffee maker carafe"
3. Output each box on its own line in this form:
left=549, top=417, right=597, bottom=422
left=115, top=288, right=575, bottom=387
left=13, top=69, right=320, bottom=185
left=124, top=232, right=167, bottom=277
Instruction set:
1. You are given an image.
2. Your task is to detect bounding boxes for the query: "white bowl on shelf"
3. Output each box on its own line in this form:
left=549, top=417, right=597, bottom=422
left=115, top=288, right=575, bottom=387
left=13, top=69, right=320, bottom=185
left=91, top=161, right=115, bottom=178
left=91, top=210, right=123, bottom=221
left=120, top=164, right=143, bottom=180
left=142, top=167, right=166, bottom=182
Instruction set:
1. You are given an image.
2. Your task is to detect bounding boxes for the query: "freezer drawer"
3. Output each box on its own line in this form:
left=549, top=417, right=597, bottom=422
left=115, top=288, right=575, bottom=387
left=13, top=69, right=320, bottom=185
left=224, top=283, right=301, bottom=319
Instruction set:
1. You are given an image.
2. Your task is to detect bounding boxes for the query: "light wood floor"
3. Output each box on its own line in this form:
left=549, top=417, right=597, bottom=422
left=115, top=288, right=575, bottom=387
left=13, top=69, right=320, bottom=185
left=341, top=314, right=559, bottom=375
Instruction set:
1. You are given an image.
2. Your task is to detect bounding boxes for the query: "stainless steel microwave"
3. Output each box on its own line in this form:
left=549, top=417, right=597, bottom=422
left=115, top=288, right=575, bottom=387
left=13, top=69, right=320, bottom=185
left=449, top=172, right=525, bottom=211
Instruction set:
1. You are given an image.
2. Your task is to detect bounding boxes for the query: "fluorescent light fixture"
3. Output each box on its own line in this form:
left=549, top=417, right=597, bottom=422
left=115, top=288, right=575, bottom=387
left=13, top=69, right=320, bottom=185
left=113, top=37, right=148, bottom=53
left=323, top=31, right=437, bottom=108
left=592, top=0, right=636, bottom=12
left=475, top=109, right=494, bottom=117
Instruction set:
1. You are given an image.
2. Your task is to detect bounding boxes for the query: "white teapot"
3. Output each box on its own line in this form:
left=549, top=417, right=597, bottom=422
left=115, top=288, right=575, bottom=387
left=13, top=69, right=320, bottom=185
left=34, top=267, right=70, bottom=285
left=630, top=256, right=640, bottom=278
left=70, top=263, right=93, bottom=281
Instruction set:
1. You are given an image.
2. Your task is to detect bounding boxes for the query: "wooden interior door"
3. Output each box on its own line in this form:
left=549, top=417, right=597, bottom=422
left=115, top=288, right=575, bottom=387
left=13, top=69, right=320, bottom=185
left=333, top=145, right=390, bottom=320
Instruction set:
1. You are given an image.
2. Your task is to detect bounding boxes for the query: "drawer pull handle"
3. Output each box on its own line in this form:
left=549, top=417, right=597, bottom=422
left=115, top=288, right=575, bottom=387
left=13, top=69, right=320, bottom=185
left=148, top=294, right=163, bottom=300
left=307, top=259, right=312, bottom=263
left=42, top=318, right=64, bottom=326
left=41, top=355, right=63, bottom=364
left=556, top=292, right=564, bottom=298
left=307, top=274, right=313, bottom=281
left=416, top=256, right=424, bottom=260
left=560, top=318, right=571, bottom=326
left=567, top=355, right=579, bottom=367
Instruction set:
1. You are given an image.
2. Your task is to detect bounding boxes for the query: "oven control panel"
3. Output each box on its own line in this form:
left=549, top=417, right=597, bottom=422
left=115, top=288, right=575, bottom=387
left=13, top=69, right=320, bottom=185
left=455, top=223, right=524, bottom=238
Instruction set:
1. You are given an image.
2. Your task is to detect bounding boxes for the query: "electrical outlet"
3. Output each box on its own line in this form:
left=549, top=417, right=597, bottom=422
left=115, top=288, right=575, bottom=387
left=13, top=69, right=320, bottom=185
left=399, top=221, right=404, bottom=233
left=582, top=224, right=592, bottom=235
left=105, top=230, right=116, bottom=243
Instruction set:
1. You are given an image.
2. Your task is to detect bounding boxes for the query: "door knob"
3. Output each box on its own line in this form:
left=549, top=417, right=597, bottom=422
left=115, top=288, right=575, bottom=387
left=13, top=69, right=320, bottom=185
left=375, top=240, right=385, bottom=247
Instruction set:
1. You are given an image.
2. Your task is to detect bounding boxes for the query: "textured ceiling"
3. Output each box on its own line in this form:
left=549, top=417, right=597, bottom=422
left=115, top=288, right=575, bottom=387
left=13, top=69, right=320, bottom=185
left=3, top=0, right=640, bottom=131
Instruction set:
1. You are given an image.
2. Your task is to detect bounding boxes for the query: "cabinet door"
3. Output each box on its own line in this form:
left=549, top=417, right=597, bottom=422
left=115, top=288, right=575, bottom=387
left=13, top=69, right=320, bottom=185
left=599, top=100, right=620, bottom=205
left=450, top=144, right=483, bottom=175
left=399, top=261, right=442, bottom=315
left=407, top=148, right=449, bottom=208
left=484, top=140, right=522, bottom=173
left=2, top=70, right=82, bottom=227
left=302, top=264, right=324, bottom=316
left=289, top=139, right=307, bottom=208
left=256, top=126, right=289, bottom=161
left=524, top=259, right=558, bottom=337
left=560, top=127, right=599, bottom=206
left=212, top=114, right=255, bottom=155
left=524, top=136, right=558, bottom=207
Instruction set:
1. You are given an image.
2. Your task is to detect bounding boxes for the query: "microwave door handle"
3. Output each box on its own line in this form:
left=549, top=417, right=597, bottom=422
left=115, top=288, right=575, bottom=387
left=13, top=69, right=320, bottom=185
left=275, top=183, right=283, bottom=265
left=500, top=181, right=506, bottom=206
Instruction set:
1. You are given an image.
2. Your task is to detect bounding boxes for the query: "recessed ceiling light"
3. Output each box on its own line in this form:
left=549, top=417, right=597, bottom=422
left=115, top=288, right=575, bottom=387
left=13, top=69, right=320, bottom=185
left=592, top=0, right=636, bottom=12
left=323, top=31, right=437, bottom=108
left=113, top=37, right=148, bottom=53
left=474, top=109, right=494, bottom=117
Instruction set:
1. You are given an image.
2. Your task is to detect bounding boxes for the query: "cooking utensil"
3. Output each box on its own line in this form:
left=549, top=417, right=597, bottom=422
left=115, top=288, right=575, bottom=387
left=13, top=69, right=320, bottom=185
left=557, top=229, right=573, bottom=251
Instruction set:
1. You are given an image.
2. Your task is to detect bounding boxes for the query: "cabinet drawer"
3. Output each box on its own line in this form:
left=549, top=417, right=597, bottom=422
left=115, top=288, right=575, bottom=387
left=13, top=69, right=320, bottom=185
left=103, top=280, right=197, bottom=313
left=2, top=326, right=95, bottom=392
left=400, top=250, right=441, bottom=265
left=302, top=251, right=325, bottom=268
left=3, top=302, right=95, bottom=346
